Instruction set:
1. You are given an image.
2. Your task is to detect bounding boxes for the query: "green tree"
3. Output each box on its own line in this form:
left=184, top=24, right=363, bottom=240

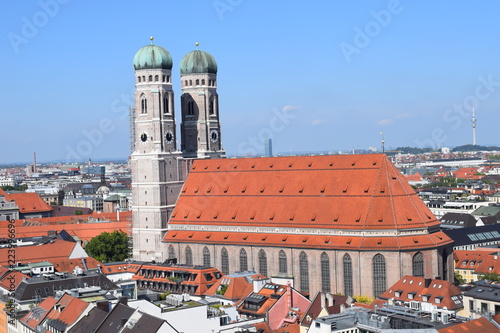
left=353, top=295, right=375, bottom=304
left=85, top=230, right=129, bottom=263
left=454, top=271, right=465, bottom=284
left=74, top=209, right=83, bottom=215
left=478, top=272, right=500, bottom=283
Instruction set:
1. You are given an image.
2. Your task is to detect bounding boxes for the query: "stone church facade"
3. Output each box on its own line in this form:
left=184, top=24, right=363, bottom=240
left=130, top=40, right=454, bottom=297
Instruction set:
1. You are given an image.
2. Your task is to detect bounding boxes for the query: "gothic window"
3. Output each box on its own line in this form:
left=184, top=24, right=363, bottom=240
left=343, top=254, right=353, bottom=296
left=138, top=76, right=141, bottom=83
left=142, top=76, right=145, bottom=82
left=203, top=246, right=211, bottom=267
left=195, top=79, right=199, bottom=85
left=154, top=75, right=159, bottom=82
left=148, top=75, right=152, bottom=82
left=221, top=248, right=229, bottom=275
left=412, top=252, right=424, bottom=277
left=168, top=245, right=175, bottom=259
left=185, top=246, right=193, bottom=266
left=187, top=99, right=194, bottom=116
left=209, top=96, right=215, bottom=115
left=258, top=250, right=267, bottom=276
left=163, top=95, right=169, bottom=114
left=141, top=95, right=147, bottom=114
left=201, top=79, right=205, bottom=85
left=299, top=251, right=309, bottom=293
left=278, top=250, right=287, bottom=274
left=189, top=80, right=192, bottom=86
left=240, top=248, right=248, bottom=272
left=321, top=252, right=330, bottom=292
left=162, top=75, right=166, bottom=82
left=373, top=254, right=386, bottom=298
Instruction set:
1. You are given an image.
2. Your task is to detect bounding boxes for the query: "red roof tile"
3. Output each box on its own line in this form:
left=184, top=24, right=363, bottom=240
left=4, top=192, right=53, bottom=213
left=165, top=155, right=452, bottom=250
left=438, top=316, right=500, bottom=333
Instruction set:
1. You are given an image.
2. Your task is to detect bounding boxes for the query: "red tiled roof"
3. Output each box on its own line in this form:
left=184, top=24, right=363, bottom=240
left=50, top=257, right=102, bottom=273
left=0, top=267, right=28, bottom=291
left=20, top=296, right=57, bottom=330
left=102, top=262, right=142, bottom=275
left=165, top=155, right=452, bottom=251
left=379, top=275, right=462, bottom=310
left=473, top=252, right=500, bottom=275
left=44, top=294, right=88, bottom=327
left=204, top=273, right=266, bottom=301
left=4, top=192, right=53, bottom=213
left=0, top=239, right=77, bottom=266
left=438, top=316, right=500, bottom=333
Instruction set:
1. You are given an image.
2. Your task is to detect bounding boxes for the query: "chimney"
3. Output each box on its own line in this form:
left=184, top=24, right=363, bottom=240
left=425, top=278, right=432, bottom=288
left=118, top=296, right=128, bottom=306
left=287, top=281, right=292, bottom=309
left=320, top=293, right=325, bottom=308
left=96, top=301, right=110, bottom=313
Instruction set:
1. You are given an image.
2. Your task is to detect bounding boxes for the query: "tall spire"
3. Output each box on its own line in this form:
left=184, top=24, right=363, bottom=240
left=471, top=102, right=477, bottom=145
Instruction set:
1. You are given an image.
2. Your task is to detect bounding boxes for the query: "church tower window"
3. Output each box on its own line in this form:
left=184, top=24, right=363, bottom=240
left=187, top=99, right=194, bottom=116
left=168, top=246, right=175, bottom=260
left=141, top=95, right=147, bottom=114
left=412, top=252, right=424, bottom=277
left=163, top=95, right=169, bottom=114
left=209, top=96, right=215, bottom=115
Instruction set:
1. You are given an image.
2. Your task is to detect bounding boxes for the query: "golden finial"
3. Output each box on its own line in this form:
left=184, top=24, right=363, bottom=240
left=195, top=42, right=199, bottom=49
left=150, top=36, right=154, bottom=45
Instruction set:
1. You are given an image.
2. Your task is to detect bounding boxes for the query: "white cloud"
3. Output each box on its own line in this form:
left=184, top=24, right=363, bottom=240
left=282, top=105, right=302, bottom=112
left=311, top=119, right=325, bottom=125
left=395, top=113, right=413, bottom=119
left=378, top=118, right=394, bottom=125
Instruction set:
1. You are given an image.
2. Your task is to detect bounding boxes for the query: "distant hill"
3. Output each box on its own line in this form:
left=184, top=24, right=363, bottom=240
left=452, top=144, right=500, bottom=152
left=394, top=147, right=435, bottom=154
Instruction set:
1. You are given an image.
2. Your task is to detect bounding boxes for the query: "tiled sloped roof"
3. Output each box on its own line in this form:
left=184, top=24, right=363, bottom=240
left=438, top=316, right=500, bottom=333
left=204, top=273, right=266, bottom=301
left=454, top=250, right=492, bottom=271
left=379, top=275, right=463, bottom=310
left=45, top=294, right=89, bottom=329
left=50, top=257, right=102, bottom=273
left=473, top=252, right=500, bottom=275
left=165, top=155, right=452, bottom=251
left=67, top=307, right=108, bottom=333
left=20, top=296, right=57, bottom=330
left=0, top=266, right=28, bottom=290
left=102, top=262, right=142, bottom=275
left=5, top=192, right=53, bottom=213
left=0, top=239, right=76, bottom=266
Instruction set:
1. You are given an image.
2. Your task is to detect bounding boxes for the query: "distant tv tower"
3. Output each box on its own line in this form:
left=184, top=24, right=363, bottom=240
left=380, top=132, right=385, bottom=153
left=471, top=102, right=477, bottom=145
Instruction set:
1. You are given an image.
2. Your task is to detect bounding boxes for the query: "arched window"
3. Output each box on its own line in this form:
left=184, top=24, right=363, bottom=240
left=343, top=254, right=353, bottom=296
left=299, top=251, right=309, bottom=293
left=221, top=248, right=229, bottom=275
left=138, top=76, right=141, bottom=83
left=168, top=245, right=175, bottom=260
left=185, top=246, right=193, bottom=266
left=195, top=79, right=199, bottom=85
left=142, top=76, right=145, bottom=82
left=141, top=95, right=147, bottom=114
left=372, top=254, right=386, bottom=298
left=187, top=99, right=194, bottom=116
left=201, top=79, right=205, bottom=85
left=148, top=75, right=152, bottom=82
left=278, top=250, right=287, bottom=274
left=184, top=80, right=188, bottom=87
left=258, top=250, right=267, bottom=276
left=321, top=252, right=330, bottom=292
left=162, top=75, right=166, bottom=82
left=412, top=252, right=424, bottom=277
left=209, top=96, right=215, bottom=115
left=240, top=248, right=248, bottom=272
left=203, top=246, right=211, bottom=267
left=163, top=95, right=169, bottom=114
left=154, top=75, right=159, bottom=82
left=167, top=75, right=170, bottom=82
left=189, top=80, right=192, bottom=86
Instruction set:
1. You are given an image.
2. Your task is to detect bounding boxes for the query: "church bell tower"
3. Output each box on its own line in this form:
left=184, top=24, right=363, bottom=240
left=130, top=38, right=185, bottom=262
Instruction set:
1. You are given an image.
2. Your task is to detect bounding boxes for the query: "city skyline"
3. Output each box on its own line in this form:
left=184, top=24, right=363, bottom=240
left=2, top=1, right=500, bottom=164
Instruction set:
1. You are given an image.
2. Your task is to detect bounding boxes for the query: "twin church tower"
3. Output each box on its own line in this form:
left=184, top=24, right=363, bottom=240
left=131, top=38, right=225, bottom=261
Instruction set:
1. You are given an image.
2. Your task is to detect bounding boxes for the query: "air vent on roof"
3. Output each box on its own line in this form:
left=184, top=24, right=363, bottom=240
left=213, top=212, right=219, bottom=219
left=302, top=237, right=308, bottom=243
left=196, top=212, right=202, bottom=219
left=184, top=212, right=189, bottom=218
left=352, top=161, right=356, bottom=166
left=251, top=163, right=255, bottom=168
left=243, top=235, right=248, bottom=240
left=346, top=238, right=352, bottom=244
left=282, top=236, right=288, bottom=242
left=364, top=186, right=370, bottom=193
left=204, top=166, right=208, bottom=170
left=188, top=233, right=194, bottom=238
left=250, top=212, right=256, bottom=220
left=260, top=185, right=265, bottom=193
left=207, top=186, right=212, bottom=193
left=329, top=162, right=334, bottom=167
left=311, top=213, right=317, bottom=222
left=343, top=185, right=348, bottom=193
left=241, top=186, right=247, bottom=193
left=320, top=185, right=326, bottom=193
left=194, top=187, right=199, bottom=193
left=269, top=213, right=275, bottom=221
left=289, top=213, right=295, bottom=221
left=299, top=186, right=304, bottom=193
left=182, top=188, right=187, bottom=193
left=232, top=212, right=237, bottom=220
left=233, top=165, right=237, bottom=169
left=224, top=234, right=229, bottom=239
left=308, top=162, right=313, bottom=167
left=269, top=164, right=273, bottom=168
left=413, top=238, right=418, bottom=244
left=279, top=186, right=285, bottom=193
left=223, top=186, right=229, bottom=193
left=324, top=238, right=330, bottom=244
left=206, top=234, right=211, bottom=239
left=262, top=236, right=267, bottom=241
left=217, top=165, right=221, bottom=169
left=377, top=240, right=382, bottom=245
left=373, top=161, right=377, bottom=166
left=289, top=163, right=293, bottom=168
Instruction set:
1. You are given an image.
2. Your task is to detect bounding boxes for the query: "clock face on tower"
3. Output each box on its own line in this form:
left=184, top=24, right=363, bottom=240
left=140, top=132, right=148, bottom=143
left=210, top=129, right=218, bottom=143
left=165, top=130, right=174, bottom=144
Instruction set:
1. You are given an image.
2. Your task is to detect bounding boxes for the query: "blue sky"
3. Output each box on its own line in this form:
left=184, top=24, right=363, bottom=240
left=1, top=1, right=500, bottom=164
